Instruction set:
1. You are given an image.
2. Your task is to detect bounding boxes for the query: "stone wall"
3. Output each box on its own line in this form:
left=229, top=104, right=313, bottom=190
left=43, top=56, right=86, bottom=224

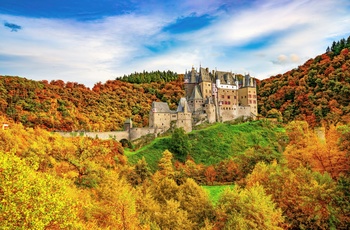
left=236, top=106, right=253, bottom=118
left=58, top=127, right=166, bottom=141
left=58, top=131, right=129, bottom=140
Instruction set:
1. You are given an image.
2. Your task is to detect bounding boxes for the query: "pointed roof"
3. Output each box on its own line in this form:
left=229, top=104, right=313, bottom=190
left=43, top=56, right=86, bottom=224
left=189, top=85, right=203, bottom=100
left=190, top=67, right=198, bottom=83
left=176, top=98, right=191, bottom=113
left=216, top=71, right=235, bottom=85
left=199, top=67, right=211, bottom=82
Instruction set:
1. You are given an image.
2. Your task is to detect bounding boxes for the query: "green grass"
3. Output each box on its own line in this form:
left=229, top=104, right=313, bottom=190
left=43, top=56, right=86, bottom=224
left=127, top=120, right=286, bottom=172
left=202, top=185, right=235, bottom=205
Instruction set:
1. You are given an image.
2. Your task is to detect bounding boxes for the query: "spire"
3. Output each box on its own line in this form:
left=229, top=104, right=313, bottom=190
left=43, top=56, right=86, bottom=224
left=190, top=85, right=203, bottom=100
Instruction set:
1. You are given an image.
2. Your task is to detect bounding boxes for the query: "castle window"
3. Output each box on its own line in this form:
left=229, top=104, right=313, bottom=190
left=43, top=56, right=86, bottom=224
left=249, top=100, right=252, bottom=104
left=253, top=100, right=256, bottom=103
left=227, top=96, right=230, bottom=99
left=245, top=96, right=246, bottom=98
left=234, top=96, right=236, bottom=99
left=221, top=95, right=224, bottom=99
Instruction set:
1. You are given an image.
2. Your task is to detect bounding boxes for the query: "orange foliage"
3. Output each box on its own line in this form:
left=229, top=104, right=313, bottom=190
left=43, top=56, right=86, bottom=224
left=284, top=122, right=349, bottom=178
left=0, top=75, right=184, bottom=131
left=258, top=47, right=350, bottom=126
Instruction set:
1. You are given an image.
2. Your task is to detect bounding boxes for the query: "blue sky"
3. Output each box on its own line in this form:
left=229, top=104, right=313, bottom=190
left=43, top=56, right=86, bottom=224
left=1, top=0, right=350, bottom=87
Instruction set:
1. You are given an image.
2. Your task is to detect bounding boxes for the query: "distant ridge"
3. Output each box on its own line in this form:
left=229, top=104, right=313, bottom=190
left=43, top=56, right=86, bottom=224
left=0, top=73, right=184, bottom=131
left=258, top=36, right=350, bottom=127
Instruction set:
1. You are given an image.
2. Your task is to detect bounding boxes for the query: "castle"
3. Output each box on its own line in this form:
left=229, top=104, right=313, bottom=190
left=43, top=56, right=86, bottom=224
left=60, top=67, right=258, bottom=141
left=148, top=67, right=258, bottom=133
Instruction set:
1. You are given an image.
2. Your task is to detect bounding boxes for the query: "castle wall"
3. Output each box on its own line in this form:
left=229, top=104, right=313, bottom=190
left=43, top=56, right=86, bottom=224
left=188, top=99, right=204, bottom=114
left=200, top=81, right=212, bottom=99
left=129, top=127, right=164, bottom=140
left=58, top=127, right=168, bottom=141
left=220, top=109, right=235, bottom=122
left=217, top=88, right=238, bottom=111
left=236, top=106, right=252, bottom=118
left=58, top=131, right=129, bottom=141
left=149, top=110, right=155, bottom=127
left=176, top=112, right=192, bottom=132
left=149, top=112, right=172, bottom=129
left=238, top=87, right=258, bottom=116
left=205, top=103, right=216, bottom=123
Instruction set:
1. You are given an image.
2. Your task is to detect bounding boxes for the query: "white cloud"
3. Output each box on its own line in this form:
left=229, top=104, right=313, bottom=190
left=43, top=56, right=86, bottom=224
left=1, top=0, right=350, bottom=86
left=0, top=13, right=167, bottom=87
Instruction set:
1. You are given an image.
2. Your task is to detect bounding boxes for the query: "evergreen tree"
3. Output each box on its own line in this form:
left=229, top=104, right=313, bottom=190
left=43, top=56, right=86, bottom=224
left=169, top=127, right=191, bottom=162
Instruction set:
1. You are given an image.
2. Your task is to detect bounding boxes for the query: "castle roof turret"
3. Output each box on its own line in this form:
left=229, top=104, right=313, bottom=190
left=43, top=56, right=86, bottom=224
left=215, top=71, right=235, bottom=85
left=199, top=67, right=211, bottom=82
left=176, top=98, right=191, bottom=113
left=189, top=85, right=203, bottom=100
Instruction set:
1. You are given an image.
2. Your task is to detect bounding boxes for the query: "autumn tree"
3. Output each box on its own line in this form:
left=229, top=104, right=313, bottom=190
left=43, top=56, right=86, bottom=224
left=216, top=185, right=284, bottom=229
left=284, top=122, right=349, bottom=178
left=204, top=165, right=217, bottom=185
left=0, top=153, right=81, bottom=229
left=178, top=178, right=215, bottom=228
left=134, top=157, right=151, bottom=185
left=246, top=162, right=343, bottom=229
left=91, top=170, right=140, bottom=229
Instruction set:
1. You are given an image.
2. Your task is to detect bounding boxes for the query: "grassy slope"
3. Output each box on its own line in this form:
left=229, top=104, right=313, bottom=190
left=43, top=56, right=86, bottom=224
left=126, top=120, right=285, bottom=172
left=202, top=185, right=235, bottom=205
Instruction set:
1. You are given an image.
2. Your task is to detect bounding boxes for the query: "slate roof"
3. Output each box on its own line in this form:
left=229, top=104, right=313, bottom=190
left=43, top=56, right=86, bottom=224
left=152, top=102, right=172, bottom=113
left=176, top=98, right=191, bottom=113
left=189, top=85, right=203, bottom=100
left=199, top=67, right=211, bottom=82
left=216, top=71, right=236, bottom=85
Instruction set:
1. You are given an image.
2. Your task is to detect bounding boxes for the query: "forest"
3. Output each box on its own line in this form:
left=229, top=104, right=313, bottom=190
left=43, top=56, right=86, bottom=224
left=1, top=37, right=350, bottom=229
left=0, top=71, right=184, bottom=131
left=1, top=118, right=349, bottom=229
left=258, top=35, right=350, bottom=127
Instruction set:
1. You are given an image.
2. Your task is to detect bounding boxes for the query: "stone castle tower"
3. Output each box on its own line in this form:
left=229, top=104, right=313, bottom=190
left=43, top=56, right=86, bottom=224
left=184, top=66, right=257, bottom=123
left=149, top=97, right=192, bottom=132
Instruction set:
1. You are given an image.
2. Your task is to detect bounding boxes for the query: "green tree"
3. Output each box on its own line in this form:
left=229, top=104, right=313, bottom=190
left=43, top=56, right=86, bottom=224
left=169, top=127, right=191, bottom=162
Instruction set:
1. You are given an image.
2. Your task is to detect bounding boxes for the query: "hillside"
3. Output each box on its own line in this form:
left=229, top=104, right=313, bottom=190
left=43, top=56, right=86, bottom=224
left=0, top=71, right=184, bottom=131
left=127, top=120, right=286, bottom=173
left=258, top=36, right=350, bottom=127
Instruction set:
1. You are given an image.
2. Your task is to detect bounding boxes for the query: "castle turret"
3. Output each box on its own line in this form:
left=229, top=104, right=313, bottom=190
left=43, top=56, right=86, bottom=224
left=124, top=118, right=132, bottom=131
left=176, top=98, right=192, bottom=132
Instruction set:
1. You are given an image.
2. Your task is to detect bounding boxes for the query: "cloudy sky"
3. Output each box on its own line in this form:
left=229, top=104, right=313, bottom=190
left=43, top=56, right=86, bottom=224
left=1, top=0, right=350, bottom=87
